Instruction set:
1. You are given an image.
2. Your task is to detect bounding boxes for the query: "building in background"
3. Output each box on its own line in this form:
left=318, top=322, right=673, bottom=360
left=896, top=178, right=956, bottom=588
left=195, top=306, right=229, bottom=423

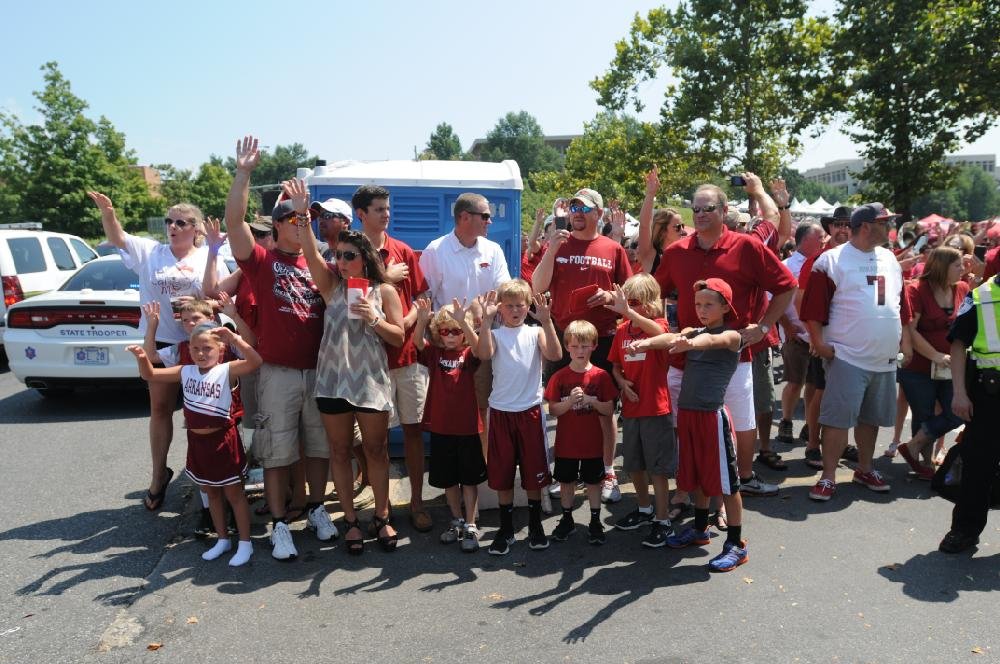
left=802, top=154, right=997, bottom=196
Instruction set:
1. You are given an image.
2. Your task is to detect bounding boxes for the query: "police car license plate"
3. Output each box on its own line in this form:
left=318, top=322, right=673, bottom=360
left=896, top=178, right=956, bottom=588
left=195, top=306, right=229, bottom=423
left=74, top=346, right=109, bottom=366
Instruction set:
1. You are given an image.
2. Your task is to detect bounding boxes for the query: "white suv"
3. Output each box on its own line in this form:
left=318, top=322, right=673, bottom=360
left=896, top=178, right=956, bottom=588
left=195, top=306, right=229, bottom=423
left=0, top=225, right=99, bottom=346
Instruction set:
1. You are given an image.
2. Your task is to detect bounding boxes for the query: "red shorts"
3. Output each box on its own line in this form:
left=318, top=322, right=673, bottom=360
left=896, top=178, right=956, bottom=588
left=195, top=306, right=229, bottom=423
left=487, top=406, right=552, bottom=491
left=185, top=425, right=247, bottom=487
left=676, top=407, right=740, bottom=497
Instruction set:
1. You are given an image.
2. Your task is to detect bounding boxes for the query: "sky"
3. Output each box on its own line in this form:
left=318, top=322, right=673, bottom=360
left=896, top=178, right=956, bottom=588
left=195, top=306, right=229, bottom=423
left=1, top=0, right=997, bottom=176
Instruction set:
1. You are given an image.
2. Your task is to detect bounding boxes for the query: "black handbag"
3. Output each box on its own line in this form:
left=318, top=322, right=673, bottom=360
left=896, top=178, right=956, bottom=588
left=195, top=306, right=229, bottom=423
left=932, top=442, right=1000, bottom=509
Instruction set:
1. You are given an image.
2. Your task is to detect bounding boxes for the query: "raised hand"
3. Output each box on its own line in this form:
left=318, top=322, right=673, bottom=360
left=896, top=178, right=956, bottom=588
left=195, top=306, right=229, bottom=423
left=125, top=345, right=147, bottom=360
left=281, top=178, right=310, bottom=215
left=603, top=284, right=631, bottom=316
left=609, top=203, right=626, bottom=240
left=446, top=297, right=470, bottom=325
left=478, top=290, right=499, bottom=321
left=555, top=199, right=569, bottom=216
left=742, top=172, right=764, bottom=195
left=550, top=228, right=570, bottom=250
left=211, top=326, right=237, bottom=343
left=770, top=178, right=790, bottom=207
left=645, top=166, right=660, bottom=196
left=414, top=296, right=432, bottom=324
left=218, top=291, right=237, bottom=318
left=235, top=135, right=260, bottom=173
left=204, top=216, right=227, bottom=252
left=86, top=191, right=114, bottom=213
left=535, top=207, right=547, bottom=226
left=142, top=301, right=160, bottom=326
left=530, top=291, right=551, bottom=324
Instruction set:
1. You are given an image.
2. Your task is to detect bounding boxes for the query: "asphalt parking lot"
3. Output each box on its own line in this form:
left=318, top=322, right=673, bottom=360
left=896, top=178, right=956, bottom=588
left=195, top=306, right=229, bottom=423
left=0, top=352, right=997, bottom=664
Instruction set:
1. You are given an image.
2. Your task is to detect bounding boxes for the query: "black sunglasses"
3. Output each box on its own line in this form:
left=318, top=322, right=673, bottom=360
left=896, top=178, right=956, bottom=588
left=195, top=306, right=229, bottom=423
left=335, top=250, right=360, bottom=261
left=164, top=217, right=194, bottom=228
left=320, top=211, right=348, bottom=221
left=690, top=204, right=719, bottom=214
left=467, top=211, right=491, bottom=221
left=251, top=229, right=272, bottom=239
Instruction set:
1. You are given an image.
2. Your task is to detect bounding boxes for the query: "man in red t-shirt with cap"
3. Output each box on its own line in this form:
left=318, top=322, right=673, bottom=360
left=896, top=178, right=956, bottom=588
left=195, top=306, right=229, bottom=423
left=653, top=182, right=797, bottom=497
left=532, top=187, right=633, bottom=502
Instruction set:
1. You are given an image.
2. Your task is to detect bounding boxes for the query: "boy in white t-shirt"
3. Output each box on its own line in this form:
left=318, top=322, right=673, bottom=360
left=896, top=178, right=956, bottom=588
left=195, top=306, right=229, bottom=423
left=476, top=279, right=563, bottom=555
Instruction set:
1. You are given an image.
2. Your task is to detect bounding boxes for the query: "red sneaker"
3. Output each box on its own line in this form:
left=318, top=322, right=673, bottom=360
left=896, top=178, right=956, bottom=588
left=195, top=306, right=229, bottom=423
left=853, top=469, right=891, bottom=492
left=809, top=478, right=836, bottom=501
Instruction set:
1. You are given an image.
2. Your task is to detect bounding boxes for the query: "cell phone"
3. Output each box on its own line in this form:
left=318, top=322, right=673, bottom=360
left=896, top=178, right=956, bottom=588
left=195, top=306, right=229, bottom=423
left=913, top=235, right=929, bottom=253
left=730, top=175, right=746, bottom=187
left=554, top=217, right=568, bottom=231
left=975, top=245, right=987, bottom=261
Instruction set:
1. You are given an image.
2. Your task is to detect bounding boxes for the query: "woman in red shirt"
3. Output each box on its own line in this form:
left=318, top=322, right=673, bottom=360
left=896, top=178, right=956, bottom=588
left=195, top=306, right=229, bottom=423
left=896, top=246, right=969, bottom=479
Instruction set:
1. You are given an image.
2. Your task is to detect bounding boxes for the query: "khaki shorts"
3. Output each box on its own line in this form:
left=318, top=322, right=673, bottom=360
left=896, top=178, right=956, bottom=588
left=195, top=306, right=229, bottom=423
left=781, top=338, right=810, bottom=385
left=388, top=362, right=428, bottom=428
left=251, top=363, right=328, bottom=468
left=474, top=358, right=493, bottom=411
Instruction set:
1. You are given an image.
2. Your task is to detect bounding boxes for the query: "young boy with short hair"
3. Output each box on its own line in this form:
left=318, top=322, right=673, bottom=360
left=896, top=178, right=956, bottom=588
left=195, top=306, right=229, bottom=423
left=477, top=279, right=563, bottom=555
left=544, top=320, right=618, bottom=544
left=626, top=278, right=749, bottom=572
left=606, top=275, right=679, bottom=548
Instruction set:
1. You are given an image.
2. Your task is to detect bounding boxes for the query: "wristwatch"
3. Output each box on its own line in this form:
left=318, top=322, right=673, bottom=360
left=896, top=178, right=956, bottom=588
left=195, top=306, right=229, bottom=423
left=759, top=323, right=771, bottom=335
left=778, top=204, right=791, bottom=210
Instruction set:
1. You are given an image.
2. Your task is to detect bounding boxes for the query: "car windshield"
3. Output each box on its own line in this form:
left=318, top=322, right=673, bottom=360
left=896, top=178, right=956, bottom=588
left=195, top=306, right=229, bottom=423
left=59, top=259, right=140, bottom=291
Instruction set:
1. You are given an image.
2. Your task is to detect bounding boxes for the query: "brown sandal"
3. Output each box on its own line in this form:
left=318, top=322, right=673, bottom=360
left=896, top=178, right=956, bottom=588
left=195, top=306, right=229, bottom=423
left=372, top=514, right=397, bottom=552
left=756, top=450, right=788, bottom=471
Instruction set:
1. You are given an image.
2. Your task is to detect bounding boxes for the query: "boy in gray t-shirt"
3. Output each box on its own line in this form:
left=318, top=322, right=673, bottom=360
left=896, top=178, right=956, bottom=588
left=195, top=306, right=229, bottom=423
left=626, top=278, right=749, bottom=573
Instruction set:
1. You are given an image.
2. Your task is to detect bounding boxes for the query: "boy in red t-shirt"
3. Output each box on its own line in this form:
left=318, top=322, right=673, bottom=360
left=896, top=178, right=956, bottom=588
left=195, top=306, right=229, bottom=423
left=606, top=275, right=680, bottom=548
left=413, top=297, right=486, bottom=553
left=544, top=320, right=619, bottom=545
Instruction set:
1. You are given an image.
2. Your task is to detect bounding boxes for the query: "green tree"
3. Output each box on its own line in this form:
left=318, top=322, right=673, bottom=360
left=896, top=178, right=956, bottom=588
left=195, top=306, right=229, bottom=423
left=779, top=167, right=853, bottom=204
left=828, top=0, right=1000, bottom=220
left=157, top=162, right=247, bottom=220
left=421, top=122, right=463, bottom=160
left=222, top=142, right=317, bottom=186
left=481, top=111, right=563, bottom=175
left=591, top=1, right=832, bottom=178
left=0, top=62, right=161, bottom=235
left=910, top=166, right=1000, bottom=221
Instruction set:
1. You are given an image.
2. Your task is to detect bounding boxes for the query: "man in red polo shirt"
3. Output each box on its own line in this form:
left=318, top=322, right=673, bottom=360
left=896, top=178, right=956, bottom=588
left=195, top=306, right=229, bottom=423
left=354, top=184, right=434, bottom=533
left=532, top=187, right=633, bottom=502
left=653, top=183, right=797, bottom=496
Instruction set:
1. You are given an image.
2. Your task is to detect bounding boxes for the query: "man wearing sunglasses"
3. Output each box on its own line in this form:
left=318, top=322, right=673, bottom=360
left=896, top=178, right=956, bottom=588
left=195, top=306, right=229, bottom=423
left=310, top=197, right=353, bottom=262
left=225, top=136, right=336, bottom=561
left=532, top=187, right=633, bottom=502
left=652, top=182, right=797, bottom=499
left=801, top=203, right=912, bottom=502
left=353, top=184, right=434, bottom=533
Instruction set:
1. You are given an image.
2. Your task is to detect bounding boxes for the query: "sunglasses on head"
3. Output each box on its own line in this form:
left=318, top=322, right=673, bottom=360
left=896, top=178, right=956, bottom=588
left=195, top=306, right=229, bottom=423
left=438, top=327, right=464, bottom=337
left=569, top=204, right=594, bottom=214
left=690, top=204, right=719, bottom=214
left=335, top=250, right=360, bottom=261
left=164, top=217, right=194, bottom=228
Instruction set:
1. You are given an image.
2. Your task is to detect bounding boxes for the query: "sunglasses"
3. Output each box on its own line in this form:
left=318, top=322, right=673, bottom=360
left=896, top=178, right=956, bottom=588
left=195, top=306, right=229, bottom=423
left=320, top=211, right=348, bottom=221
left=690, top=205, right=719, bottom=214
left=673, top=223, right=685, bottom=231
left=438, top=328, right=464, bottom=337
left=164, top=218, right=195, bottom=228
left=334, top=250, right=360, bottom=261
left=569, top=204, right=594, bottom=214
left=251, top=229, right=272, bottom=239
left=468, top=211, right=492, bottom=221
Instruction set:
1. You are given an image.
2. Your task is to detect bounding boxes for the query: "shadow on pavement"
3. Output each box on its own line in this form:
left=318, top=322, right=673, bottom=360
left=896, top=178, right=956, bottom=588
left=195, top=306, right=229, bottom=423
left=876, top=549, right=1000, bottom=602
left=0, top=386, right=151, bottom=424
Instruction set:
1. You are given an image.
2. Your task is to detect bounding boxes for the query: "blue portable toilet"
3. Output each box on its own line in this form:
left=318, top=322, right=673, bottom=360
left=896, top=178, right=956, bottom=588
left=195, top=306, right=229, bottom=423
left=301, top=159, right=523, bottom=273
left=302, top=160, right=523, bottom=457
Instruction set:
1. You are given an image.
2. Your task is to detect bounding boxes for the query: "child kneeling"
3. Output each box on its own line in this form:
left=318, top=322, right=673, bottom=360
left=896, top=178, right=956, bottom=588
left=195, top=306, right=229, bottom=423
left=128, top=323, right=261, bottom=567
left=545, top=320, right=618, bottom=544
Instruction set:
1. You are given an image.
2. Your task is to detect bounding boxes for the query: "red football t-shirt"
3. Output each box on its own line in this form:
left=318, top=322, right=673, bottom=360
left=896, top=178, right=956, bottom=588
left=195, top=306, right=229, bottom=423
left=418, top=345, right=482, bottom=435
left=653, top=228, right=796, bottom=360
left=236, top=243, right=326, bottom=370
left=380, top=234, right=429, bottom=370
left=547, top=236, right=633, bottom=336
left=608, top=318, right=672, bottom=418
left=544, top=364, right=618, bottom=459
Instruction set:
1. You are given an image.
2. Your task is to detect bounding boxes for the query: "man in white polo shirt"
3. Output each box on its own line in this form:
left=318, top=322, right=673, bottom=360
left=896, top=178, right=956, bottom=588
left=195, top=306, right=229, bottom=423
left=420, top=192, right=512, bottom=446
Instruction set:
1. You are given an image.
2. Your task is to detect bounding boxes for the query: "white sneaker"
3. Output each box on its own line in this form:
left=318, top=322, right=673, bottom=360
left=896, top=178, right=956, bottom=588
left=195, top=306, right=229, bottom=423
left=270, top=521, right=298, bottom=560
left=461, top=524, right=480, bottom=553
left=601, top=472, right=622, bottom=503
left=740, top=473, right=779, bottom=496
left=307, top=505, right=339, bottom=542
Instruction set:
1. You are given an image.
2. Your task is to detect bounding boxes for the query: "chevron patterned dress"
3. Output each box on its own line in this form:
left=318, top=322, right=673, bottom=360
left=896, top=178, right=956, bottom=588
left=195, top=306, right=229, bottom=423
left=314, top=281, right=392, bottom=412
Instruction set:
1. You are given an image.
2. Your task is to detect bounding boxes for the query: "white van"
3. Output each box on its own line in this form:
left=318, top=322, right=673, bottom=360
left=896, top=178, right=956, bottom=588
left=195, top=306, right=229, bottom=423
left=0, top=224, right=99, bottom=346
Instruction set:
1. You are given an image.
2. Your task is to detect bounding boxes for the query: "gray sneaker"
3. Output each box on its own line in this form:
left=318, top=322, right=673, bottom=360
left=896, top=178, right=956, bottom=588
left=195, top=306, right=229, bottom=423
left=739, top=473, right=779, bottom=496
left=461, top=524, right=480, bottom=553
left=440, top=518, right=464, bottom=544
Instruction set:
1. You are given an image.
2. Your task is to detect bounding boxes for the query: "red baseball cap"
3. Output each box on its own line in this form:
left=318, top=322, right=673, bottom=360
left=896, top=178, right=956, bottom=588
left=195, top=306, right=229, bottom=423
left=701, top=277, right=736, bottom=319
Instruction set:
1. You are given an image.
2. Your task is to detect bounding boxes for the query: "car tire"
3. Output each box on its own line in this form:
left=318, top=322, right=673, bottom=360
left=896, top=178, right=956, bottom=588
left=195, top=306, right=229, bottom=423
left=36, top=387, right=73, bottom=399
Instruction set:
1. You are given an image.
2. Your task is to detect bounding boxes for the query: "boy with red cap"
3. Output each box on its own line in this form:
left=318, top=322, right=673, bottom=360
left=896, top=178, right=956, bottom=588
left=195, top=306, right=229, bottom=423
left=625, top=277, right=748, bottom=572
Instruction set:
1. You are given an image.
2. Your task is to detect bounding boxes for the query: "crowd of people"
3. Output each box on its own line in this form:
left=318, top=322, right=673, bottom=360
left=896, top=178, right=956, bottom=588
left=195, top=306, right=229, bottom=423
left=88, top=134, right=999, bottom=570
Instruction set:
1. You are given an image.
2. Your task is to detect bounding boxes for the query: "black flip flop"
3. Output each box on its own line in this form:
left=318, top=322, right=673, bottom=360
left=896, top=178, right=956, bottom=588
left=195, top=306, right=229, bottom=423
left=143, top=467, right=174, bottom=511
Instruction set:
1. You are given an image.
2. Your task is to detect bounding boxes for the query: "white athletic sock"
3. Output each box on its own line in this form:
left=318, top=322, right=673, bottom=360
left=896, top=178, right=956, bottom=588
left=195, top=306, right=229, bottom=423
left=202, top=538, right=232, bottom=561
left=200, top=491, right=210, bottom=508
left=638, top=504, right=653, bottom=514
left=604, top=465, right=614, bottom=475
left=229, top=540, right=253, bottom=567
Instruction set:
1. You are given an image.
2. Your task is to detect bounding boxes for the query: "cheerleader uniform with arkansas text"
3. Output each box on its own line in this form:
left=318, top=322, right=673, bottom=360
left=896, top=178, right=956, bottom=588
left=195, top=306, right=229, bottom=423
left=182, top=363, right=247, bottom=486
